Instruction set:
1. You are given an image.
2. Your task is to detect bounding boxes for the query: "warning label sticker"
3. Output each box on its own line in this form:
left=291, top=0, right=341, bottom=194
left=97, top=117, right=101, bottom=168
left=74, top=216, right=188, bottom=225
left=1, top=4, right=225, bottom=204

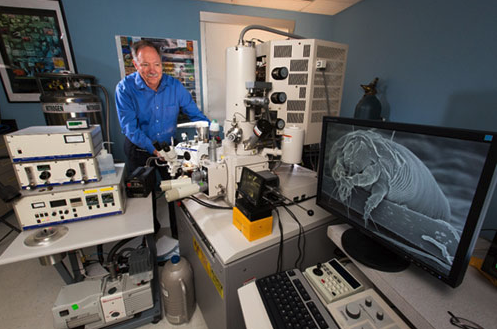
left=193, top=237, right=224, bottom=299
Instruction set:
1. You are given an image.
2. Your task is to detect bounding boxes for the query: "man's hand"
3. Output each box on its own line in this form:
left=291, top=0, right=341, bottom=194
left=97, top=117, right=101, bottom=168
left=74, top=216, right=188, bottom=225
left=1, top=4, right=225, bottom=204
left=153, top=149, right=166, bottom=161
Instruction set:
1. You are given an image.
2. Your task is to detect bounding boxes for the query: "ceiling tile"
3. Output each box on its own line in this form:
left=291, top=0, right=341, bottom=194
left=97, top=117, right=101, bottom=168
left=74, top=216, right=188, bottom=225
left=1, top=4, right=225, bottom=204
left=197, top=0, right=363, bottom=16
left=302, top=0, right=363, bottom=15
left=235, top=0, right=310, bottom=11
left=201, top=0, right=232, bottom=3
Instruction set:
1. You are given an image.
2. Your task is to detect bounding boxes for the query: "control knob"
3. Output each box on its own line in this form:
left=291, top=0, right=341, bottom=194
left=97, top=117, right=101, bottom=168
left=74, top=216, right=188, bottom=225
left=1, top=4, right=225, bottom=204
left=376, top=311, right=384, bottom=320
left=271, top=92, right=287, bottom=104
left=345, top=303, right=361, bottom=319
left=275, top=119, right=285, bottom=130
left=312, top=263, right=323, bottom=276
left=66, top=169, right=76, bottom=178
left=271, top=67, right=289, bottom=80
left=39, top=171, right=51, bottom=180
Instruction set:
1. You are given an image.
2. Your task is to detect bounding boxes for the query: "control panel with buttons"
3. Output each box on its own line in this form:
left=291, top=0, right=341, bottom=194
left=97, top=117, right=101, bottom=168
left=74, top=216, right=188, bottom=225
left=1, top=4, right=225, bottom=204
left=327, top=288, right=411, bottom=329
left=304, top=258, right=364, bottom=304
left=13, top=165, right=125, bottom=230
left=13, top=157, right=100, bottom=189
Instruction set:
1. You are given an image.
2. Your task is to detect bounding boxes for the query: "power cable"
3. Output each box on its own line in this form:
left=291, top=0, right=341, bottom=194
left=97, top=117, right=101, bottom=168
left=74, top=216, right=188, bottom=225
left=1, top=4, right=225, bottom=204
left=282, top=205, right=306, bottom=269
left=187, top=196, right=232, bottom=210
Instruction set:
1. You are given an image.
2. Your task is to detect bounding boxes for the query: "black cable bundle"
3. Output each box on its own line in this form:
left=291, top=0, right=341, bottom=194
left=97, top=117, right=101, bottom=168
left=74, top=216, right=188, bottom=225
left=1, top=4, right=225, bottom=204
left=107, top=238, right=134, bottom=263
left=282, top=205, right=306, bottom=270
left=263, top=190, right=307, bottom=272
left=187, top=196, right=233, bottom=210
left=274, top=208, right=284, bottom=273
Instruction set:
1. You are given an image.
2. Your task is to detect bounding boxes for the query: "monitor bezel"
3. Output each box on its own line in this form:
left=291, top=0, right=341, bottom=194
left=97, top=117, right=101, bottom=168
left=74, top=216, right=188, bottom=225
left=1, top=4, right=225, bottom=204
left=316, top=116, right=497, bottom=287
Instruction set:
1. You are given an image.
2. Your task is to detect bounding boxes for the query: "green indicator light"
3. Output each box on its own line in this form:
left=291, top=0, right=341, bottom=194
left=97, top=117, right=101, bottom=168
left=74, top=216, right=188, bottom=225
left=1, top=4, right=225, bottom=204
left=71, top=304, right=79, bottom=310
left=69, top=122, right=81, bottom=126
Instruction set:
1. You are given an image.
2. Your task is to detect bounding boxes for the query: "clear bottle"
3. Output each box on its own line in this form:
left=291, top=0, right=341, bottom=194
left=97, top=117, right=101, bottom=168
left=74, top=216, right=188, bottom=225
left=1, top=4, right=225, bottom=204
left=96, top=142, right=116, bottom=176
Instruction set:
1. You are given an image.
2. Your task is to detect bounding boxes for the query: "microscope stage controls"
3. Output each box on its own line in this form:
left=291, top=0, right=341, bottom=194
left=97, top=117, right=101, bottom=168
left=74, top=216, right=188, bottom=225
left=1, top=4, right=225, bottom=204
left=304, top=258, right=363, bottom=304
left=327, top=288, right=411, bottom=329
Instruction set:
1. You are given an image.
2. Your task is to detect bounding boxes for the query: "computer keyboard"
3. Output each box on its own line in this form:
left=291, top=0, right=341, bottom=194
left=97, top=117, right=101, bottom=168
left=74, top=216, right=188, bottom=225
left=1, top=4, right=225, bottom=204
left=256, top=269, right=339, bottom=329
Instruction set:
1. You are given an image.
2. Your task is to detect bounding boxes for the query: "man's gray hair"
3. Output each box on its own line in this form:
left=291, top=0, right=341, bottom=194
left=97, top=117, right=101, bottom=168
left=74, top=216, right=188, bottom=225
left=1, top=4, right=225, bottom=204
left=131, top=40, right=161, bottom=60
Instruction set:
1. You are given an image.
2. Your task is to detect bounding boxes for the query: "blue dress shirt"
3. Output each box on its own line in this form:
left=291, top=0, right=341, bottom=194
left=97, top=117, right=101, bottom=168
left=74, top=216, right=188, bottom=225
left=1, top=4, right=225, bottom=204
left=115, top=72, right=209, bottom=154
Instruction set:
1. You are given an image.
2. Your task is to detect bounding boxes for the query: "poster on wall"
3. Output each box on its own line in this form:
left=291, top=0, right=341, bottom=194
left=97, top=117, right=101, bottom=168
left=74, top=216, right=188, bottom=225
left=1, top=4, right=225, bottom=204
left=115, top=35, right=201, bottom=110
left=0, top=0, right=75, bottom=102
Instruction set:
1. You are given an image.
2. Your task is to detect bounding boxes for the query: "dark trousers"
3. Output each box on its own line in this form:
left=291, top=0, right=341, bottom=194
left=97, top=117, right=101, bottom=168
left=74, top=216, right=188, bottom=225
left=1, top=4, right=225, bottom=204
left=124, top=137, right=178, bottom=238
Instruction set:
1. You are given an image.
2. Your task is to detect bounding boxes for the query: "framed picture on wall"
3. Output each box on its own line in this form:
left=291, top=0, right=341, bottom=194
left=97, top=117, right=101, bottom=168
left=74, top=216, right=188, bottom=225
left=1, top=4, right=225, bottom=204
left=0, top=0, right=76, bottom=102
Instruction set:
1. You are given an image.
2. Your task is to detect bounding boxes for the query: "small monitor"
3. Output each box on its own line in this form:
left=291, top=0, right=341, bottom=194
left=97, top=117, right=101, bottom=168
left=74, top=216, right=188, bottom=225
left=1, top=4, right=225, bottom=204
left=316, top=117, right=496, bottom=288
left=238, top=167, right=266, bottom=207
left=238, top=168, right=279, bottom=207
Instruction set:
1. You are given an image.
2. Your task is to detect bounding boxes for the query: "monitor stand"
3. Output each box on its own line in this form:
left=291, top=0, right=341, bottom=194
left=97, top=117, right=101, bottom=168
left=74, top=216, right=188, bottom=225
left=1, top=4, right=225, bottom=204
left=341, top=228, right=410, bottom=272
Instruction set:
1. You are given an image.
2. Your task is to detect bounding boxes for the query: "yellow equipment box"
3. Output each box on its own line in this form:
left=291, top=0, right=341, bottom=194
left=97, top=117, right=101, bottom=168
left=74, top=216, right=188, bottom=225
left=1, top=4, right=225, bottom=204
left=232, top=205, right=273, bottom=242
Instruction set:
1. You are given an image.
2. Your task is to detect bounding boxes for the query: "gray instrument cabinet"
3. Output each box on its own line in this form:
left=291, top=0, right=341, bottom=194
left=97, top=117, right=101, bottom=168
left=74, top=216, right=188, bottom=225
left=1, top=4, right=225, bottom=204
left=176, top=198, right=337, bottom=329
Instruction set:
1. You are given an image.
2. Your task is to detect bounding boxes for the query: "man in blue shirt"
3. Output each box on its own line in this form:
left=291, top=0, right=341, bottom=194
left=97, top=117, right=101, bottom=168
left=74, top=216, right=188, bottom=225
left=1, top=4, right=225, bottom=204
left=115, top=40, right=209, bottom=174
left=115, top=40, right=209, bottom=235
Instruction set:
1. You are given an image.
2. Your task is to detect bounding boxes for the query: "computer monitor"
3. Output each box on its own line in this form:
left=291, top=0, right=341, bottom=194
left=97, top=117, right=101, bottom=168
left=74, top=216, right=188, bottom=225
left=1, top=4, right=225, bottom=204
left=316, top=117, right=496, bottom=288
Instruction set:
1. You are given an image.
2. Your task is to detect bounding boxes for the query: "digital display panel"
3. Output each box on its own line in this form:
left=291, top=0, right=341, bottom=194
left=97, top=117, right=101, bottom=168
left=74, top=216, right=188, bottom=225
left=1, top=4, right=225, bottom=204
left=49, top=199, right=67, bottom=208
left=31, top=202, right=45, bottom=209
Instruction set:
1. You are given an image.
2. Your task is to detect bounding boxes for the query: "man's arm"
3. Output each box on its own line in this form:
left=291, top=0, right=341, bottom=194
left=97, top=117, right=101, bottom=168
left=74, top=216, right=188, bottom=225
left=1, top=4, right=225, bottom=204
left=175, top=80, right=209, bottom=123
left=115, top=82, right=156, bottom=154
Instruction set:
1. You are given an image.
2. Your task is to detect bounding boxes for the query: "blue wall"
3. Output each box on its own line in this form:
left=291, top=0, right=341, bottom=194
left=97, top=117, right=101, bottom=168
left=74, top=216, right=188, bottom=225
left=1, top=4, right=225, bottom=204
left=0, top=0, right=496, bottom=233
left=330, top=0, right=497, bottom=238
left=331, top=0, right=496, bottom=131
left=1, top=0, right=495, bottom=150
left=0, top=0, right=337, bottom=162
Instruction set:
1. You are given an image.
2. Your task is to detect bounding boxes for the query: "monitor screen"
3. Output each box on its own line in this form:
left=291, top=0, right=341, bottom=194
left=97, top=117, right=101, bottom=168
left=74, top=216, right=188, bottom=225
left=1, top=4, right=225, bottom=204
left=316, top=117, right=496, bottom=288
left=238, top=167, right=265, bottom=206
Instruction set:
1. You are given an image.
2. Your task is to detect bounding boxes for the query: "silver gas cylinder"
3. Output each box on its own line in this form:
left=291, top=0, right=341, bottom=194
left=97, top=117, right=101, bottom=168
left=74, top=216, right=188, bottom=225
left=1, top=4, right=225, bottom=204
left=160, top=255, right=196, bottom=324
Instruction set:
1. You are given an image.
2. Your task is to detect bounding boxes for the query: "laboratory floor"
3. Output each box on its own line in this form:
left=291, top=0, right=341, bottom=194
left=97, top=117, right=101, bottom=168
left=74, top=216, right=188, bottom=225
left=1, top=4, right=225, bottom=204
left=0, top=196, right=209, bottom=329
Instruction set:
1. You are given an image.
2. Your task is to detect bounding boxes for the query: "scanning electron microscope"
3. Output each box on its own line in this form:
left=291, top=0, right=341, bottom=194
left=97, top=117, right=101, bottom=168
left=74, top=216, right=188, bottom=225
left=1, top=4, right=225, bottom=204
left=157, top=25, right=348, bottom=206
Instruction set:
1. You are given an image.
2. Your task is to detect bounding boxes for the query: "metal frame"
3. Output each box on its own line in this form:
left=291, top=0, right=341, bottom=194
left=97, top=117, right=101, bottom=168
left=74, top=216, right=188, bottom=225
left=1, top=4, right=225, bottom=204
left=0, top=0, right=76, bottom=102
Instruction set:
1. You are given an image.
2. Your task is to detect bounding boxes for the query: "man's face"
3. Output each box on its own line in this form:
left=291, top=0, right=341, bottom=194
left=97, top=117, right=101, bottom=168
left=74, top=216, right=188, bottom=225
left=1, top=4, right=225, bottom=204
left=133, top=46, right=162, bottom=91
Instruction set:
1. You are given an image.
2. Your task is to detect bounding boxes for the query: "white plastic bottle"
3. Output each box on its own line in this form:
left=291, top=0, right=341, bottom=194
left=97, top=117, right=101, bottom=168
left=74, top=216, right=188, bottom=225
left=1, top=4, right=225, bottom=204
left=97, top=143, right=116, bottom=176
left=209, top=119, right=220, bottom=139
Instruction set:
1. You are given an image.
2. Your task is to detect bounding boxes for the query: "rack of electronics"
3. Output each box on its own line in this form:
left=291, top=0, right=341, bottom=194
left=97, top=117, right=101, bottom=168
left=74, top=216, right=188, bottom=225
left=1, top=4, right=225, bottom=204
left=3, top=124, right=163, bottom=329
left=3, top=125, right=126, bottom=230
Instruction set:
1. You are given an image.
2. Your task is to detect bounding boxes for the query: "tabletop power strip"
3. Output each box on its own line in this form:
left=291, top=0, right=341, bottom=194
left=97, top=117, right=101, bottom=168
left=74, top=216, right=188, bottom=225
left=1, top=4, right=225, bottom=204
left=304, top=258, right=364, bottom=304
left=327, top=288, right=411, bottom=329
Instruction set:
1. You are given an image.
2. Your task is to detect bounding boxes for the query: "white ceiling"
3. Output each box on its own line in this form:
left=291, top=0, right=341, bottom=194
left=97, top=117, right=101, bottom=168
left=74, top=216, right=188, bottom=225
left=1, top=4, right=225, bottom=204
left=198, top=0, right=363, bottom=16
